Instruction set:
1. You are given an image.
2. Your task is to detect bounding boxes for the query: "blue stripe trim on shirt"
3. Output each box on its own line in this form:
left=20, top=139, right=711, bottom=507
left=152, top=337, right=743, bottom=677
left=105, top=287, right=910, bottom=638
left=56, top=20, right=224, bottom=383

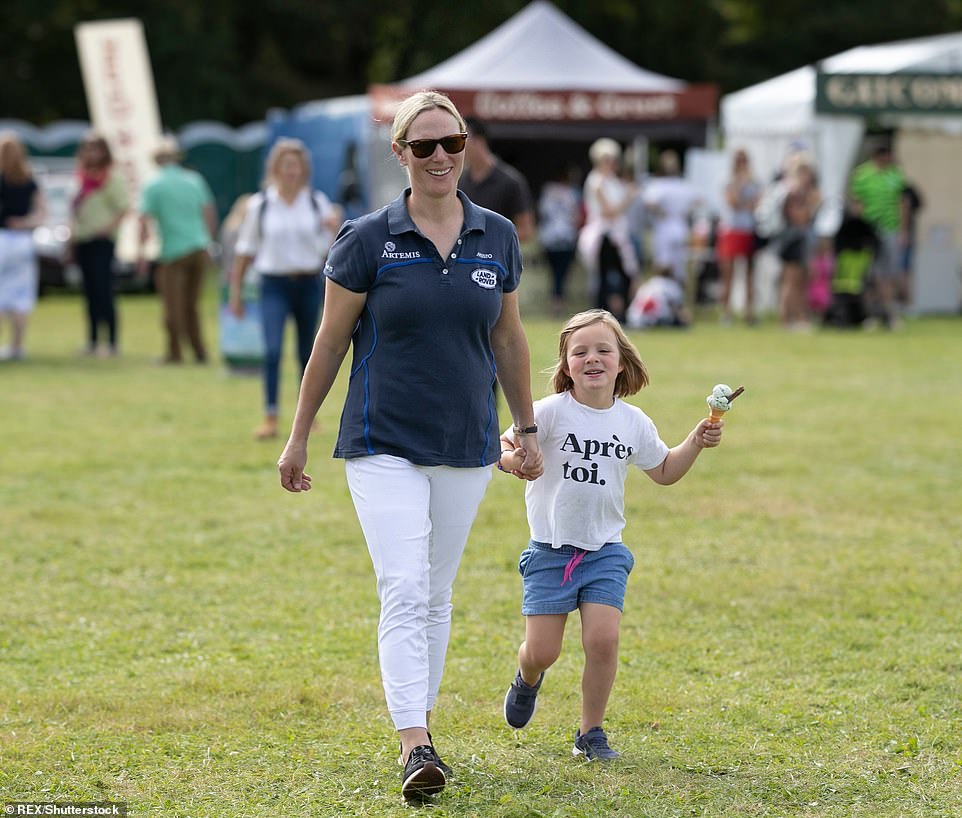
left=348, top=304, right=379, bottom=454
left=350, top=305, right=378, bottom=378
left=480, top=352, right=499, bottom=466
left=375, top=257, right=432, bottom=278
left=361, top=360, right=374, bottom=454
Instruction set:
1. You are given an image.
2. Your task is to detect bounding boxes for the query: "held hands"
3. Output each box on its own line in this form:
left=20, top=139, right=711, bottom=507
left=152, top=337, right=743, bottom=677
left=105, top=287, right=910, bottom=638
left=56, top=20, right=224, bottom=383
left=694, top=418, right=724, bottom=449
left=499, top=437, right=544, bottom=481
left=277, top=440, right=312, bottom=493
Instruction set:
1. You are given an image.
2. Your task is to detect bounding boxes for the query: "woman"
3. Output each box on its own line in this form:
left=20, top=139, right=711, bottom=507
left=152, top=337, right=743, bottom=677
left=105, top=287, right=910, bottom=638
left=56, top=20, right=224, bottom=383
left=643, top=149, right=701, bottom=285
left=70, top=132, right=128, bottom=357
left=577, top=138, right=638, bottom=321
left=0, top=132, right=46, bottom=360
left=778, top=160, right=821, bottom=329
left=275, top=91, right=543, bottom=803
left=716, top=149, right=761, bottom=324
left=537, top=165, right=581, bottom=316
left=229, top=139, right=342, bottom=439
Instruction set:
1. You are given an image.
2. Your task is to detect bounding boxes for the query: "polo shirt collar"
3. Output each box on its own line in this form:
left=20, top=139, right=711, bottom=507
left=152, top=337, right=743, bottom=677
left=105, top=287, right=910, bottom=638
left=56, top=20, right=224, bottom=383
left=386, top=188, right=485, bottom=237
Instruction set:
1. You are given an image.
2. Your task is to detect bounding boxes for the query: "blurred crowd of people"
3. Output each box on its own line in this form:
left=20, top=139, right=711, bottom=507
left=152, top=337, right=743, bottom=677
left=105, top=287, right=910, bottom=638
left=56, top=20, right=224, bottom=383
left=528, top=134, right=922, bottom=334
left=0, top=121, right=926, bottom=380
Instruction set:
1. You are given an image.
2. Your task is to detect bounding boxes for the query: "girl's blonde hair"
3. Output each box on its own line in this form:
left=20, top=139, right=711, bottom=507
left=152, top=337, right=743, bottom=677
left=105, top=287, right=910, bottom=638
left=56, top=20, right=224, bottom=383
left=551, top=309, right=649, bottom=397
left=0, top=132, right=32, bottom=185
left=263, top=138, right=312, bottom=190
left=391, top=90, right=465, bottom=144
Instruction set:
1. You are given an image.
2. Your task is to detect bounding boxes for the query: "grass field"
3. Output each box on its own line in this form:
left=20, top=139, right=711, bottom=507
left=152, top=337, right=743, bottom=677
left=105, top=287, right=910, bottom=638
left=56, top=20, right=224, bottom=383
left=2, top=280, right=961, bottom=817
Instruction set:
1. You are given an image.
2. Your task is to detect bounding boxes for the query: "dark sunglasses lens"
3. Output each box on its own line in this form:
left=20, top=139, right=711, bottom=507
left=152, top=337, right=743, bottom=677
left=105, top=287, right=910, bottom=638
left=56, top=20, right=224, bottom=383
left=441, top=135, right=467, bottom=154
left=408, top=135, right=467, bottom=158
left=409, top=141, right=436, bottom=158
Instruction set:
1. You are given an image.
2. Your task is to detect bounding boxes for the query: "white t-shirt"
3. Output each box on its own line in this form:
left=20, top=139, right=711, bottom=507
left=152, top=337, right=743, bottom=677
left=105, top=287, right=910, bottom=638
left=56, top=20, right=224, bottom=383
left=234, top=186, right=335, bottom=275
left=642, top=176, right=700, bottom=222
left=508, top=391, right=669, bottom=551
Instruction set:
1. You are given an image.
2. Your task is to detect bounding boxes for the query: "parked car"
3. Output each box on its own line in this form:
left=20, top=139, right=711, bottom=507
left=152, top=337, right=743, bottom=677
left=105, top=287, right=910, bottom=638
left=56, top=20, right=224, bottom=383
left=31, top=158, right=154, bottom=295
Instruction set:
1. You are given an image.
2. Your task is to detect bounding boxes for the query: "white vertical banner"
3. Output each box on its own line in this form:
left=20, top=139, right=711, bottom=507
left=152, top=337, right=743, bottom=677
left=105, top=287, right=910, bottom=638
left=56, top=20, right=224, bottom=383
left=74, top=18, right=162, bottom=261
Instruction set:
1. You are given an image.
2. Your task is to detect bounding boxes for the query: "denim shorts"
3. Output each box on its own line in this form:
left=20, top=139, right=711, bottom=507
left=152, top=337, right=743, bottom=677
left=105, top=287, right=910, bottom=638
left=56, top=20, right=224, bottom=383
left=518, top=540, right=635, bottom=615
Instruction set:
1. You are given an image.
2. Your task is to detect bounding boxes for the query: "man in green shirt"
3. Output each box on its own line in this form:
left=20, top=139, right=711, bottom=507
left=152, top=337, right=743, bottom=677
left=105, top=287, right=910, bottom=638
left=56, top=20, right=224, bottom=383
left=138, top=137, right=218, bottom=363
left=849, top=142, right=909, bottom=327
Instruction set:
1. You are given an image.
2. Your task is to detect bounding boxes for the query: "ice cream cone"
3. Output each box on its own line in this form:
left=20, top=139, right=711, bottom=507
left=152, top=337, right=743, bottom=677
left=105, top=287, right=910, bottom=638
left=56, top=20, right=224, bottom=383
left=708, top=406, right=728, bottom=423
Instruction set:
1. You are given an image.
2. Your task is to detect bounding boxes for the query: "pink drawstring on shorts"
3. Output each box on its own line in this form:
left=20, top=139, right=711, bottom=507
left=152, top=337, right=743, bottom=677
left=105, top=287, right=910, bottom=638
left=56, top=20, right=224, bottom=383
left=561, top=549, right=586, bottom=585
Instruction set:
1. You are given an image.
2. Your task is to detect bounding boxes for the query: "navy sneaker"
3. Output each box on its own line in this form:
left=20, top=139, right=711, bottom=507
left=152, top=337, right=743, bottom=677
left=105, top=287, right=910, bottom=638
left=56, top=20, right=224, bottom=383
left=503, top=670, right=544, bottom=728
left=572, top=726, right=620, bottom=761
left=401, top=744, right=445, bottom=802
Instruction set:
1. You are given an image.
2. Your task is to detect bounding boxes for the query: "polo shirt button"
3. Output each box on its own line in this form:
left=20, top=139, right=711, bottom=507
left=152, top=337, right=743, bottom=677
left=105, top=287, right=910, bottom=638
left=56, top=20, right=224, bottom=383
left=442, top=268, right=448, bottom=274
left=450, top=253, right=457, bottom=259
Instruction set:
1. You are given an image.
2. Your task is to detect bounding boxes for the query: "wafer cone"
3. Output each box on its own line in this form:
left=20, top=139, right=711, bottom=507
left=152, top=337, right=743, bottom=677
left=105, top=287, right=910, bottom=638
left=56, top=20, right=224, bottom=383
left=708, top=405, right=728, bottom=423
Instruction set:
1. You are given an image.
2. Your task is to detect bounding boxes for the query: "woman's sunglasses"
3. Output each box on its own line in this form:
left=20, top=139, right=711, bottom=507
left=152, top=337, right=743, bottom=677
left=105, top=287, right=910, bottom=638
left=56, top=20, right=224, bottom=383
left=398, top=133, right=468, bottom=159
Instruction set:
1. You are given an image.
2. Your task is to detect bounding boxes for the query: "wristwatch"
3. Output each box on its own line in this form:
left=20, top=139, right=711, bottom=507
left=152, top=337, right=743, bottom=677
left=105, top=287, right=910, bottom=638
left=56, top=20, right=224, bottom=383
left=513, top=424, right=538, bottom=435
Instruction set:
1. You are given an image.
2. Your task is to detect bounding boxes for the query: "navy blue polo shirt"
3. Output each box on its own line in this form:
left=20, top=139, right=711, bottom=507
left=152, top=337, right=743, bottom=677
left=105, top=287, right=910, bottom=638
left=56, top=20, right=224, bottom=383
left=325, top=189, right=522, bottom=468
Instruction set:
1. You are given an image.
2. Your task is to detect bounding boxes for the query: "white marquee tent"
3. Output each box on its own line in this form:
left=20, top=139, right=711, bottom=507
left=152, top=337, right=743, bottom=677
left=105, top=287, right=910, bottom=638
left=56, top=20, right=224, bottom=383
left=399, top=0, right=684, bottom=92
left=371, top=0, right=716, bottom=141
left=721, top=32, right=962, bottom=312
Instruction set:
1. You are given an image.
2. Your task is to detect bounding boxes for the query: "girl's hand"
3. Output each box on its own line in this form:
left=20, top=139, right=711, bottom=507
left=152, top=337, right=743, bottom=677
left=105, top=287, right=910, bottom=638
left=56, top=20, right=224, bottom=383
left=695, top=418, right=723, bottom=449
left=500, top=446, right=536, bottom=480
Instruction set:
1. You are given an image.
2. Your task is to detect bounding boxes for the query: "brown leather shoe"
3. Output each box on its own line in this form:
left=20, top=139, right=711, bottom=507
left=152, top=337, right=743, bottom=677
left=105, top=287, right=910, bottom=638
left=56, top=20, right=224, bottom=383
left=254, top=416, right=278, bottom=440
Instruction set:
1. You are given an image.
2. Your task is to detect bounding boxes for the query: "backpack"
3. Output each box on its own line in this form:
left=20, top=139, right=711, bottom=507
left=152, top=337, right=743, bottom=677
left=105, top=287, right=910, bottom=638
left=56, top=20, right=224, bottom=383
left=257, top=190, right=324, bottom=238
left=256, top=190, right=334, bottom=259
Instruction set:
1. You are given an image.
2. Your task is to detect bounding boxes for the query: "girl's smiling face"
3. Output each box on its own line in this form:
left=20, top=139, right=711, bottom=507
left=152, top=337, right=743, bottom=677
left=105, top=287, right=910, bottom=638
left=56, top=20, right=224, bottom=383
left=564, top=321, right=623, bottom=408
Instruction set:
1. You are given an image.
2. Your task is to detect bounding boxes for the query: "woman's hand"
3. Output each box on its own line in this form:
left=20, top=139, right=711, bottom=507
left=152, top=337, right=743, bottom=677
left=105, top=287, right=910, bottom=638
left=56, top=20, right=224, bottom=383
left=277, top=440, right=312, bottom=492
left=518, top=435, right=544, bottom=479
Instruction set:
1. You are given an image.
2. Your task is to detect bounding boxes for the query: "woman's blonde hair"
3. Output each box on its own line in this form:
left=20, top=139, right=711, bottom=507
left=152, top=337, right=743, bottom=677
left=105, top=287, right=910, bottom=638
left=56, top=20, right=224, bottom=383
left=550, top=309, right=649, bottom=397
left=0, top=131, right=32, bottom=185
left=588, top=137, right=621, bottom=166
left=263, top=138, right=312, bottom=189
left=391, top=90, right=465, bottom=144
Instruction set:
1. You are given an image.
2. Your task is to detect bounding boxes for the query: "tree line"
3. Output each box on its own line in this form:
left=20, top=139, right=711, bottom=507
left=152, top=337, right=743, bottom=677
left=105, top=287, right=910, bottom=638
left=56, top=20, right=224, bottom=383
left=4, top=0, right=962, bottom=128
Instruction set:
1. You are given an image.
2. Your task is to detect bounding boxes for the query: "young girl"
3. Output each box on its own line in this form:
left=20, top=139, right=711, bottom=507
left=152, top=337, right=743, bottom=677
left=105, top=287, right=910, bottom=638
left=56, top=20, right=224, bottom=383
left=498, top=309, right=724, bottom=760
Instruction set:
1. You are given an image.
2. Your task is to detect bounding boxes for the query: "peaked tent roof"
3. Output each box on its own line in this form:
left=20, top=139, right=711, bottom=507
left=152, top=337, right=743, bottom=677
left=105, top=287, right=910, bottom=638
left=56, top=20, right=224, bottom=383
left=399, top=0, right=684, bottom=92
left=369, top=0, right=717, bottom=134
left=722, top=31, right=962, bottom=135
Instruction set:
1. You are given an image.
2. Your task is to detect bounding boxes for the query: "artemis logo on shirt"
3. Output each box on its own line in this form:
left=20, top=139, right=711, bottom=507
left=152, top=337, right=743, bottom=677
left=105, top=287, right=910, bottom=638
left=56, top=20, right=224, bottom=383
left=382, top=241, right=421, bottom=260
left=559, top=432, right=634, bottom=485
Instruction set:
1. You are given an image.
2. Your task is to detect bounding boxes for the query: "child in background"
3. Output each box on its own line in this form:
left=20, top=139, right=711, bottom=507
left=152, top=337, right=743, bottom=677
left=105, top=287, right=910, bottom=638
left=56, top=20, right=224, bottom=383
left=807, top=236, right=834, bottom=318
left=625, top=266, right=691, bottom=329
left=497, top=309, right=724, bottom=760
left=823, top=197, right=878, bottom=329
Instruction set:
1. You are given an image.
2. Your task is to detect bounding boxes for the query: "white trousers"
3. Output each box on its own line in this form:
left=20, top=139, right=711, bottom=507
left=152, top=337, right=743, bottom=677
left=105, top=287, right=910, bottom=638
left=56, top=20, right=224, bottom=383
left=345, top=455, right=492, bottom=731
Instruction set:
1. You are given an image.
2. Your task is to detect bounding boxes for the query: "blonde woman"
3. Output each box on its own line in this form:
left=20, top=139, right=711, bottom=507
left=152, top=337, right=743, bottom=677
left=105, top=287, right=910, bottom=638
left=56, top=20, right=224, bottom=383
left=577, top=138, right=639, bottom=321
left=275, top=91, right=543, bottom=802
left=229, top=139, right=342, bottom=439
left=0, top=132, right=45, bottom=360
